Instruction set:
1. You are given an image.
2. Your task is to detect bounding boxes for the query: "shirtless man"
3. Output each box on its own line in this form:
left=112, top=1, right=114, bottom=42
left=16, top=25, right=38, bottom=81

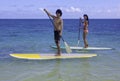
left=44, top=9, right=63, bottom=56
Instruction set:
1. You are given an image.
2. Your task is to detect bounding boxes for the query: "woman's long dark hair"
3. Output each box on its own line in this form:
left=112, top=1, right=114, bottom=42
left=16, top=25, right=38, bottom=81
left=84, top=14, right=89, bottom=25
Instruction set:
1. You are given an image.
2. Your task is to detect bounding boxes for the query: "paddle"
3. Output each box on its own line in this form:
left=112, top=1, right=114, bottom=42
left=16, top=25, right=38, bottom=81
left=77, top=18, right=82, bottom=46
left=44, top=11, right=72, bottom=53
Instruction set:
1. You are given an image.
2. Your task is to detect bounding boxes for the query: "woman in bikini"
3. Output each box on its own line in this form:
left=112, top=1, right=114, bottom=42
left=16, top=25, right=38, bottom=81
left=81, top=14, right=89, bottom=48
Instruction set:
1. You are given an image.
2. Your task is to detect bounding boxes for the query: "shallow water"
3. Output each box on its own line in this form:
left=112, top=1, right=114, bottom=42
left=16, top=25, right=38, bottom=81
left=0, top=19, right=120, bottom=81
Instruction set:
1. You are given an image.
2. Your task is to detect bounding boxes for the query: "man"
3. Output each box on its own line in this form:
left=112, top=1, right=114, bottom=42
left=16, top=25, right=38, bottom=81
left=44, top=9, right=63, bottom=56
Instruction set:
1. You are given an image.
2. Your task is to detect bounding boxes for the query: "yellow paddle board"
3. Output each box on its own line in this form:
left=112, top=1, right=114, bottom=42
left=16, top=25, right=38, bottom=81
left=10, top=53, right=97, bottom=60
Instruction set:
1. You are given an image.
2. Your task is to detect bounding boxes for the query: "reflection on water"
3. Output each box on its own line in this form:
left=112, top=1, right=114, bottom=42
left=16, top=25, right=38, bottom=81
left=0, top=54, right=120, bottom=81
left=0, top=57, right=94, bottom=81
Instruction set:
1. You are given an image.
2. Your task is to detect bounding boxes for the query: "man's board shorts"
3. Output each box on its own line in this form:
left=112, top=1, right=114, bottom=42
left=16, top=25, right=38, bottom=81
left=54, top=30, right=61, bottom=41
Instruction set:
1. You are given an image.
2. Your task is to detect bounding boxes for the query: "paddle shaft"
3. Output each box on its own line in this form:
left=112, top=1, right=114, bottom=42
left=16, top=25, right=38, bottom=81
left=78, top=19, right=81, bottom=40
left=77, top=18, right=82, bottom=46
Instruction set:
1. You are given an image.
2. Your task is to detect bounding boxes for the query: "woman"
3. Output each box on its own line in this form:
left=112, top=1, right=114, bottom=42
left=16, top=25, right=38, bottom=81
left=81, top=14, right=89, bottom=48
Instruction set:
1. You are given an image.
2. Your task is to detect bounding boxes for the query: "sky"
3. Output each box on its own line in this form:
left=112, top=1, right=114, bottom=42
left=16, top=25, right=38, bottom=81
left=0, top=0, right=120, bottom=19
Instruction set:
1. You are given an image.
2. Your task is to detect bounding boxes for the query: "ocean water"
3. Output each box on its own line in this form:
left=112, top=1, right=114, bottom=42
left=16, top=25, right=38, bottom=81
left=0, top=19, right=120, bottom=81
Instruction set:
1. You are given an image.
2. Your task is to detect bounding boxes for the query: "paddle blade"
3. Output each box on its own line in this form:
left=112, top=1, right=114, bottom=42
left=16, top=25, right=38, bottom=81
left=64, top=42, right=72, bottom=53
left=77, top=40, right=80, bottom=46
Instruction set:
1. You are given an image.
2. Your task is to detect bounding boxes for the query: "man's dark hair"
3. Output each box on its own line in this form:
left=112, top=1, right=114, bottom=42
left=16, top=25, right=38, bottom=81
left=56, top=9, right=62, bottom=16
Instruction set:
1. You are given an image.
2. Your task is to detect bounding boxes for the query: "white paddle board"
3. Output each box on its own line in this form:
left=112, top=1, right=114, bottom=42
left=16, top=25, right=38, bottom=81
left=10, top=53, right=97, bottom=60
left=51, top=46, right=112, bottom=50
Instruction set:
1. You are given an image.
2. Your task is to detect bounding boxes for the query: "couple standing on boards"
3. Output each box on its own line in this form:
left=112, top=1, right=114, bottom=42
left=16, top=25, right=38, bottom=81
left=44, top=9, right=89, bottom=56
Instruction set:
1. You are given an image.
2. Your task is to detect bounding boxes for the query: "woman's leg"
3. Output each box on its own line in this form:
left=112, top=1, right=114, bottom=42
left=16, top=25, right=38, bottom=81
left=83, top=31, right=88, bottom=48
